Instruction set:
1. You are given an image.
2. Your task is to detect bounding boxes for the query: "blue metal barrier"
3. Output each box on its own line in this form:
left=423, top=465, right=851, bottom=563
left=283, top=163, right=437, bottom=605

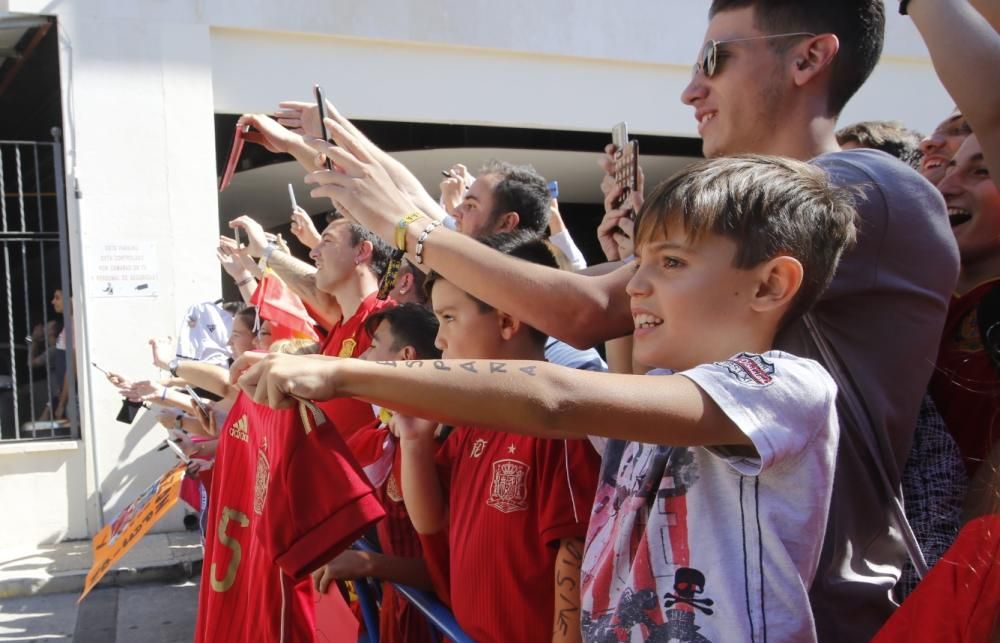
left=352, top=576, right=381, bottom=643
left=352, top=540, right=473, bottom=643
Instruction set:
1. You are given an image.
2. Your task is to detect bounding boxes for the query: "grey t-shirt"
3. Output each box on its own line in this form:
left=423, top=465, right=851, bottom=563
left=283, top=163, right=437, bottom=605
left=777, top=149, right=959, bottom=641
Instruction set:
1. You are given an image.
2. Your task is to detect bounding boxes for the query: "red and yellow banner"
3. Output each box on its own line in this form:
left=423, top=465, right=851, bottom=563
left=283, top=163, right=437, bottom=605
left=78, top=464, right=186, bottom=602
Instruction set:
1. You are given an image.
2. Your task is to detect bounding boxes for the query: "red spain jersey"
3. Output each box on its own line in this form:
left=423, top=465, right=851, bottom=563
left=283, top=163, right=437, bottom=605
left=433, top=427, right=601, bottom=642
left=317, top=293, right=395, bottom=441
left=195, top=393, right=385, bottom=643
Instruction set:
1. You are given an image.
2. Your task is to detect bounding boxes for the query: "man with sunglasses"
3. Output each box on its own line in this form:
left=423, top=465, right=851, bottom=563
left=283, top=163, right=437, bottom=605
left=298, top=2, right=959, bottom=641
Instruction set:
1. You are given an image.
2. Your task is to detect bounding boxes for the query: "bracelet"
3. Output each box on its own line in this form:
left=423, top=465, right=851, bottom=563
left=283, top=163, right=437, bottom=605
left=395, top=213, right=424, bottom=252
left=235, top=276, right=254, bottom=288
left=898, top=0, right=910, bottom=14
left=261, top=242, right=277, bottom=268
left=414, top=221, right=442, bottom=265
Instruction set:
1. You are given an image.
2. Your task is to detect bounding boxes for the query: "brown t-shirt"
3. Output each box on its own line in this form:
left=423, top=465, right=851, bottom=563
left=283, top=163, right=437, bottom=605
left=777, top=149, right=960, bottom=642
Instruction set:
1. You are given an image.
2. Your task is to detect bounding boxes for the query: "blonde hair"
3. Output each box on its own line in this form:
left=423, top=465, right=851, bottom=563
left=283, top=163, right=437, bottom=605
left=269, top=339, right=320, bottom=355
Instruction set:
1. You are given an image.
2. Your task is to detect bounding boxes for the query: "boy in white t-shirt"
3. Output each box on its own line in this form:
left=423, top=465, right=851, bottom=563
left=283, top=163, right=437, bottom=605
left=235, top=155, right=858, bottom=642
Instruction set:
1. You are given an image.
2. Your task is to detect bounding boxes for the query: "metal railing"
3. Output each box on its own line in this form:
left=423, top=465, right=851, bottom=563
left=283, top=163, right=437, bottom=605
left=353, top=539, right=473, bottom=643
left=0, top=135, right=76, bottom=442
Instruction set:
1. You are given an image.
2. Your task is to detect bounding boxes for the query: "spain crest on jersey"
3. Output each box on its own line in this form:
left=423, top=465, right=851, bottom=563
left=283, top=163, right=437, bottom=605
left=253, top=448, right=269, bottom=515
left=338, top=338, right=358, bottom=358
left=487, top=459, right=529, bottom=513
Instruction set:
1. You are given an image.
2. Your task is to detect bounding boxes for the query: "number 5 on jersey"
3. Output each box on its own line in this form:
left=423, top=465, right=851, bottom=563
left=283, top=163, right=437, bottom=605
left=211, top=507, right=249, bottom=592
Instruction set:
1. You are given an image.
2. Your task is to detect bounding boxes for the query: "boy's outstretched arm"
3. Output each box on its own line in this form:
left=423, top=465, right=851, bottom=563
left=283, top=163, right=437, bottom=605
left=553, top=538, right=584, bottom=643
left=234, top=354, right=751, bottom=448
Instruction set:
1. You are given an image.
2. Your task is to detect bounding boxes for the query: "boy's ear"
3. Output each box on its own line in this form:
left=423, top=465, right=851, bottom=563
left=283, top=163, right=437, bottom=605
left=399, top=345, right=417, bottom=361
left=496, top=310, right=521, bottom=341
left=495, top=211, right=521, bottom=233
left=751, top=255, right=804, bottom=315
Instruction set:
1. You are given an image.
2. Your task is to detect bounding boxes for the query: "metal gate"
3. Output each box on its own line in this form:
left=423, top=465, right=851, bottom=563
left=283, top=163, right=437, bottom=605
left=0, top=131, right=75, bottom=441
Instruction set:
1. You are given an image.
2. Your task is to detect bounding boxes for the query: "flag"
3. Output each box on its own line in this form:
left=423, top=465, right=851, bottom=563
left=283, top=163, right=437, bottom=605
left=250, top=269, right=320, bottom=341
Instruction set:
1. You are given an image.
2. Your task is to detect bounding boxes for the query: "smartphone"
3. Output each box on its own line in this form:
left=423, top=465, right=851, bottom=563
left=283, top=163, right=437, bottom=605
left=547, top=180, right=559, bottom=200
left=219, top=123, right=249, bottom=192
left=611, top=121, right=640, bottom=214
left=184, top=385, right=212, bottom=420
left=288, top=183, right=298, bottom=210
left=233, top=226, right=244, bottom=249
left=165, top=438, right=191, bottom=464
left=313, top=85, right=335, bottom=170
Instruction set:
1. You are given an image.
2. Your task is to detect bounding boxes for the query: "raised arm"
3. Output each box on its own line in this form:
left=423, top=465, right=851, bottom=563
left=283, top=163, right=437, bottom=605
left=971, top=0, right=1000, bottom=32
left=909, top=0, right=1000, bottom=179
left=301, top=120, right=633, bottom=347
left=395, top=415, right=449, bottom=535
left=228, top=215, right=342, bottom=330
left=235, top=354, right=751, bottom=448
left=276, top=100, right=446, bottom=221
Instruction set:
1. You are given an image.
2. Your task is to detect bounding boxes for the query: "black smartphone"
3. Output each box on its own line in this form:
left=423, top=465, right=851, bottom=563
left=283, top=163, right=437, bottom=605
left=313, top=84, right=334, bottom=170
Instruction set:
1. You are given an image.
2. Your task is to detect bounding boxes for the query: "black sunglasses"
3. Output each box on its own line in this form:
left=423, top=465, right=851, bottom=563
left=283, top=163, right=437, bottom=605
left=694, top=32, right=816, bottom=78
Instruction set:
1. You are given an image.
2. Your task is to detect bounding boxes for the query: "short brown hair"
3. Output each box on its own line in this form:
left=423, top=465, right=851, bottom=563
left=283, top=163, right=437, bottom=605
left=635, top=155, right=857, bottom=325
left=836, top=120, right=923, bottom=169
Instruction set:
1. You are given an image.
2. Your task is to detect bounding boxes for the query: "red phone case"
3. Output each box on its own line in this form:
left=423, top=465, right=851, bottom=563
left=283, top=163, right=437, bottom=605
left=219, top=124, right=249, bottom=192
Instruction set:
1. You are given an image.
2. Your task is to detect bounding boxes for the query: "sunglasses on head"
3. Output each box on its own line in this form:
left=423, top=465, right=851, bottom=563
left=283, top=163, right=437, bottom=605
left=693, top=32, right=816, bottom=78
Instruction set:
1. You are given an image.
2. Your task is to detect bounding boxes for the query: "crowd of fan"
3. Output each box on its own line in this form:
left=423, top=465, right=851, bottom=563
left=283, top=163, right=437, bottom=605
left=99, top=1, right=1000, bottom=641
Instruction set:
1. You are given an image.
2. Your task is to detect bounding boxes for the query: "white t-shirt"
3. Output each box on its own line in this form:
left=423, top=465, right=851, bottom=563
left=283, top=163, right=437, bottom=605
left=581, top=351, right=839, bottom=643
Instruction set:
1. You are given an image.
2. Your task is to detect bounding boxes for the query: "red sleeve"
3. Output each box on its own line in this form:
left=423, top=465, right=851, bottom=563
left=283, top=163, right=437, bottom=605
left=417, top=530, right=452, bottom=607
left=345, top=419, right=388, bottom=468
left=265, top=423, right=386, bottom=581
left=534, top=438, right=601, bottom=545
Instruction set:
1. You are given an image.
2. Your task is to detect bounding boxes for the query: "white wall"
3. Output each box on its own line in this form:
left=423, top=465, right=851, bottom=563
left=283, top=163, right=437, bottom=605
left=0, top=0, right=956, bottom=544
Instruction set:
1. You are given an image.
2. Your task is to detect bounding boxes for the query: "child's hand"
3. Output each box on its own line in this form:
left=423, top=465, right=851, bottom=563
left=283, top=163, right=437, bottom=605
left=389, top=414, right=438, bottom=442
left=311, top=550, right=375, bottom=593
left=186, top=458, right=214, bottom=477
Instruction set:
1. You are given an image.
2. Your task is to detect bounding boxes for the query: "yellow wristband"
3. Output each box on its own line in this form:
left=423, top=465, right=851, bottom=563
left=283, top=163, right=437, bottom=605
left=395, top=213, right=423, bottom=252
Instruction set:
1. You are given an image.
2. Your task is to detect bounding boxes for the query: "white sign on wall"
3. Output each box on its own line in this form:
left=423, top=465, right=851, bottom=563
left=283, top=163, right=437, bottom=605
left=87, top=241, right=160, bottom=298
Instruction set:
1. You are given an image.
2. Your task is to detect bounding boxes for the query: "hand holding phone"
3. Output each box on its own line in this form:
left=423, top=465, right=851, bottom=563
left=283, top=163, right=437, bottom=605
left=219, top=123, right=250, bottom=192
left=184, top=385, right=212, bottom=418
left=313, top=85, right=335, bottom=170
left=611, top=122, right=640, bottom=214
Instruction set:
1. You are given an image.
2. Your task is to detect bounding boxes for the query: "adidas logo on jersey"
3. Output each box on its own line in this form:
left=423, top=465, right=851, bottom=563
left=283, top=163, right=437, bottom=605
left=229, top=415, right=249, bottom=442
